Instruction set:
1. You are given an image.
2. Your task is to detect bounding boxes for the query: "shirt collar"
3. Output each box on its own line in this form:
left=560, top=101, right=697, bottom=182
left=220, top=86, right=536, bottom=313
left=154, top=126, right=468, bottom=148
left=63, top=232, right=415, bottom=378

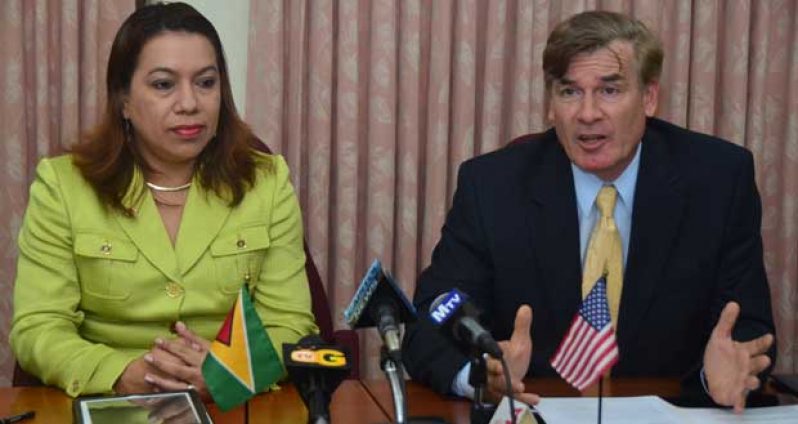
left=571, top=142, right=642, bottom=215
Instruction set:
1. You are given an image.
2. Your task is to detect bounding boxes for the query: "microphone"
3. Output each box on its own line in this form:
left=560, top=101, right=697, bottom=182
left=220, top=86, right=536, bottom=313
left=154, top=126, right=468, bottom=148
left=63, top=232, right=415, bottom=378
left=283, top=335, right=351, bottom=424
left=429, top=288, right=503, bottom=359
left=343, top=259, right=417, bottom=356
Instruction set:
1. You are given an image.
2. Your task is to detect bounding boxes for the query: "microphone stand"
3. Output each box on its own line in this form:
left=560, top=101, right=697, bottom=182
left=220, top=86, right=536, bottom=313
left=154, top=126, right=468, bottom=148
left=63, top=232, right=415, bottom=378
left=306, top=382, right=331, bottom=424
left=469, top=354, right=497, bottom=424
left=381, top=347, right=409, bottom=423
left=377, top=343, right=447, bottom=423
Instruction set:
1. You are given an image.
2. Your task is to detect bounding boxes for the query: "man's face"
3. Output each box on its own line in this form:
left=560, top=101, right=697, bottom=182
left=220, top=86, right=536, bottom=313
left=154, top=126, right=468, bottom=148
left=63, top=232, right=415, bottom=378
left=547, top=40, right=658, bottom=181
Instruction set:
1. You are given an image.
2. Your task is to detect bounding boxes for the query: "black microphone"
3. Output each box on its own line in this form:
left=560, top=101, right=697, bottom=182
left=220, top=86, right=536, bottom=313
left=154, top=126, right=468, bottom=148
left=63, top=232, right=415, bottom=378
left=343, top=259, right=417, bottom=357
left=428, top=288, right=503, bottom=359
left=283, top=335, right=351, bottom=424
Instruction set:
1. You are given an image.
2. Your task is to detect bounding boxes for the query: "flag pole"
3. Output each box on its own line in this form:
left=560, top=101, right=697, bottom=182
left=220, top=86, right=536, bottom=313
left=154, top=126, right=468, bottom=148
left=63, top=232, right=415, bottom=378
left=597, top=377, right=603, bottom=424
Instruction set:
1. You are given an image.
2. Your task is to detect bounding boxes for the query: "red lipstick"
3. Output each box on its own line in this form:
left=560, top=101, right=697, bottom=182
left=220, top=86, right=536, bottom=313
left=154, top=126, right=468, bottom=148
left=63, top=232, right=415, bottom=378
left=172, top=125, right=204, bottom=139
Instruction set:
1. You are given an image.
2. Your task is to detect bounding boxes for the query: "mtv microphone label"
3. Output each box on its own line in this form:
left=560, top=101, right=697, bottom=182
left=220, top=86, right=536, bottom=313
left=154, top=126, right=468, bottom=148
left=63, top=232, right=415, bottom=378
left=489, top=396, right=538, bottom=424
left=430, top=289, right=467, bottom=325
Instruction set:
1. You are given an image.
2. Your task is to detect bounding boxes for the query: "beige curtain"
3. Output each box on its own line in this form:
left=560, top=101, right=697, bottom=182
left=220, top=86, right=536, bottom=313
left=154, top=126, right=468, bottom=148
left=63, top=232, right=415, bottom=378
left=246, top=0, right=798, bottom=379
left=0, top=0, right=134, bottom=386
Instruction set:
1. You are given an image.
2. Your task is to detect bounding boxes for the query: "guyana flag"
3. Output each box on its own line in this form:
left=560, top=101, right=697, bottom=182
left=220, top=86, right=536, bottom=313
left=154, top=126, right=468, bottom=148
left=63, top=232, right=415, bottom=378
left=202, top=287, right=283, bottom=411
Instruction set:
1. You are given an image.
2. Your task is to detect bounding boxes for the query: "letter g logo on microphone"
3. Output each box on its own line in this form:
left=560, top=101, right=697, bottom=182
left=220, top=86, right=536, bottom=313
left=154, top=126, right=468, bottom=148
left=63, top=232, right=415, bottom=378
left=290, top=348, right=348, bottom=367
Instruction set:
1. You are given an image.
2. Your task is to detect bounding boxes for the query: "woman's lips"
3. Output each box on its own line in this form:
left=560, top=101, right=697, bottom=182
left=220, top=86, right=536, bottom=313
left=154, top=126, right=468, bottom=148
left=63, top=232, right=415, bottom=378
left=172, top=125, right=204, bottom=138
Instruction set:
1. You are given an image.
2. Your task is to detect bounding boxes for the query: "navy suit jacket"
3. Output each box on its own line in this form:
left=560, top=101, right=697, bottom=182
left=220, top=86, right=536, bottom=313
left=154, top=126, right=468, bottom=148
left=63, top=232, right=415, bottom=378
left=403, top=118, right=775, bottom=396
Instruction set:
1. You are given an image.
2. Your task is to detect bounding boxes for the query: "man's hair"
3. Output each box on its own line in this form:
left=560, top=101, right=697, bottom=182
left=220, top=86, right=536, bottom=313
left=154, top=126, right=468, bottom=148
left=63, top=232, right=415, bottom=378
left=72, top=2, right=263, bottom=215
left=542, top=11, right=663, bottom=89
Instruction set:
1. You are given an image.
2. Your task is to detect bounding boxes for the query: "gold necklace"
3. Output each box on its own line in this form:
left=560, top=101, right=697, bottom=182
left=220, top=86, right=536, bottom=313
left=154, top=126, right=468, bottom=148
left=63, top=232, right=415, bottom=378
left=146, top=181, right=192, bottom=192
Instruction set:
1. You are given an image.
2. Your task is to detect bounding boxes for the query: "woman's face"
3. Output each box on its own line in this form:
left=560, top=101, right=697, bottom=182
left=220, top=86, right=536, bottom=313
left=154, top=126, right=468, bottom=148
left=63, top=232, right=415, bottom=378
left=122, top=31, right=221, bottom=172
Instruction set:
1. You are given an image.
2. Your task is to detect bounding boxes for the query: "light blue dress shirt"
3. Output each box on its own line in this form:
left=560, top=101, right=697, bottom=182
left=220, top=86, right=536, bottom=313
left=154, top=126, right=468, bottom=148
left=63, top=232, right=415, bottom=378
left=450, top=143, right=642, bottom=398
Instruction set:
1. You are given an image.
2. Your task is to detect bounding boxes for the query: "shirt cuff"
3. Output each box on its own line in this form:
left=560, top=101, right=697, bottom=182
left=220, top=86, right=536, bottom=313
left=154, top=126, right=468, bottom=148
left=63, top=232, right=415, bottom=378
left=451, top=362, right=475, bottom=399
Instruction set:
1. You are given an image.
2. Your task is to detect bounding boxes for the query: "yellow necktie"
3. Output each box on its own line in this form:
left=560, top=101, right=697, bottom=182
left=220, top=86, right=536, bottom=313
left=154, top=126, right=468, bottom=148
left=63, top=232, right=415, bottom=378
left=582, top=185, right=623, bottom=327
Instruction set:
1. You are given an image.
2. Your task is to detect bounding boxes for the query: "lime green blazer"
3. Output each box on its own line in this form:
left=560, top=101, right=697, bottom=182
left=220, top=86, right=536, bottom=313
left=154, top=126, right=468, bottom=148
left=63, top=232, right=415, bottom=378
left=10, top=153, right=318, bottom=396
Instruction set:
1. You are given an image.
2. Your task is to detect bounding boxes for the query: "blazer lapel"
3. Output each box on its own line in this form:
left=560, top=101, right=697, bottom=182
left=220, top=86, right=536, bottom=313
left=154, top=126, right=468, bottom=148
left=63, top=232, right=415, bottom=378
left=617, top=125, right=686, bottom=346
left=114, top=192, right=182, bottom=284
left=175, top=183, right=232, bottom=275
left=523, top=132, right=583, bottom=332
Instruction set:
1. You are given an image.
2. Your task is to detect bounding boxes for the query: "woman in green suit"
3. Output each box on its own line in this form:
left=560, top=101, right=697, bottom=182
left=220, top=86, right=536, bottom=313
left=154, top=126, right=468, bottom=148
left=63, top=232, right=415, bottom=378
left=10, top=3, right=317, bottom=400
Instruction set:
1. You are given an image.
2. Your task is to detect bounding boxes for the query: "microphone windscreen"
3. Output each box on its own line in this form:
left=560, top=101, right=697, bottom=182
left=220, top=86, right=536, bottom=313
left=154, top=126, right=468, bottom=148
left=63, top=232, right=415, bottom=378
left=343, top=259, right=417, bottom=329
left=283, top=338, right=351, bottom=422
left=428, top=288, right=503, bottom=358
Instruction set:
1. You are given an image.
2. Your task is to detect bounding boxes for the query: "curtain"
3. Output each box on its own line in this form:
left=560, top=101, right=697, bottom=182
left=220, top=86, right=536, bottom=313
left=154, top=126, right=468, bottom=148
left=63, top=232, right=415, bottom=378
left=246, top=0, right=798, bottom=380
left=0, top=0, right=134, bottom=386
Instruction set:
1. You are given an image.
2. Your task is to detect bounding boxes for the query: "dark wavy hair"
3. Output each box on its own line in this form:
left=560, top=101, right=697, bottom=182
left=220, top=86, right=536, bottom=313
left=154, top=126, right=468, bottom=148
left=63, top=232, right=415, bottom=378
left=72, top=1, right=264, bottom=215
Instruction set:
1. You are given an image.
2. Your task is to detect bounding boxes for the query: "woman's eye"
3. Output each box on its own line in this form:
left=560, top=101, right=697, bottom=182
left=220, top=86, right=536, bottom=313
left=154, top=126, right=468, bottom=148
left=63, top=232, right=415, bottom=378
left=197, top=77, right=217, bottom=89
left=151, top=80, right=174, bottom=90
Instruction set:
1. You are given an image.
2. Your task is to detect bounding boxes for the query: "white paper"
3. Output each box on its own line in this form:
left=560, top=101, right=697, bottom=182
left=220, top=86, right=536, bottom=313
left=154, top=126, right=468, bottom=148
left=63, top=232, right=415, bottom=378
left=536, top=396, right=684, bottom=424
left=672, top=404, right=798, bottom=423
left=537, top=396, right=798, bottom=424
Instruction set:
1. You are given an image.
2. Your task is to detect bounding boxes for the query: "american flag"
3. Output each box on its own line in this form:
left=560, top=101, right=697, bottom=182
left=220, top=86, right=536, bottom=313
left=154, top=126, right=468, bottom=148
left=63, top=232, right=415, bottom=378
left=550, top=277, right=619, bottom=391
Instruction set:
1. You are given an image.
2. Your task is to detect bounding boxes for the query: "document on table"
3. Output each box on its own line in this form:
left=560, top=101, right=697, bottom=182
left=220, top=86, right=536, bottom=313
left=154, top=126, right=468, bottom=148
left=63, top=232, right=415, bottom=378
left=536, top=396, right=798, bottom=423
left=536, top=396, right=683, bottom=424
left=671, top=404, right=798, bottom=423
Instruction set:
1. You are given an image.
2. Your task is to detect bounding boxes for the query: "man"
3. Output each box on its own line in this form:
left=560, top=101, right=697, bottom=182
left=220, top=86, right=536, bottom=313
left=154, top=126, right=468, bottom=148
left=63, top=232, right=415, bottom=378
left=402, top=11, right=775, bottom=412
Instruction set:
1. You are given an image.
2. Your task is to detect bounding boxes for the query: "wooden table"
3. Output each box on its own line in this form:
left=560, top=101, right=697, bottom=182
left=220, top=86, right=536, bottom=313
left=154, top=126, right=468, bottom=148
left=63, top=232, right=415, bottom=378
left=0, top=380, right=388, bottom=423
left=247, top=381, right=388, bottom=423
left=362, top=377, right=797, bottom=424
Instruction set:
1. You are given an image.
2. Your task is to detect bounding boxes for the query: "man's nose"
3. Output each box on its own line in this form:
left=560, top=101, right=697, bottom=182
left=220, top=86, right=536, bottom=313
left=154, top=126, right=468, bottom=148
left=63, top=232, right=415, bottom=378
left=576, top=94, right=602, bottom=123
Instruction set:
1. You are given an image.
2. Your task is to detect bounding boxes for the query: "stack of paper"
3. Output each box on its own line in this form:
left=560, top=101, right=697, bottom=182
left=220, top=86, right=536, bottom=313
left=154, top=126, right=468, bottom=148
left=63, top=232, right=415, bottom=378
left=535, top=396, right=798, bottom=423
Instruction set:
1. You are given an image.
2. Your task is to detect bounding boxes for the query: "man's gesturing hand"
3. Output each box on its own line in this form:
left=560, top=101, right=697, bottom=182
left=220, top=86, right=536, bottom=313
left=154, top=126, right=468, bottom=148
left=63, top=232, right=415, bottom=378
left=485, top=305, right=539, bottom=405
left=704, top=302, right=774, bottom=413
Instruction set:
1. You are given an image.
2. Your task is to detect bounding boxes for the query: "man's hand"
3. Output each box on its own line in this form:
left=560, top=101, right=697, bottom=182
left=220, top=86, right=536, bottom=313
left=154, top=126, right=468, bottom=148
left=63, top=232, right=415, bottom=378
left=144, top=322, right=213, bottom=401
left=704, top=302, right=774, bottom=413
left=485, top=305, right=540, bottom=405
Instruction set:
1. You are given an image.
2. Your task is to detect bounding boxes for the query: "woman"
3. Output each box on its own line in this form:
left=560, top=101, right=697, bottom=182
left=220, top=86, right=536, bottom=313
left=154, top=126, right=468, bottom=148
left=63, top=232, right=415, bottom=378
left=9, top=2, right=317, bottom=400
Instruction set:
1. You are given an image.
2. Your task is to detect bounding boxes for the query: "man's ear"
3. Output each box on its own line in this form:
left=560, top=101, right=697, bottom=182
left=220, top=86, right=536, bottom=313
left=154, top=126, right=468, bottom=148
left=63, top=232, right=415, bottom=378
left=546, top=88, right=555, bottom=124
left=643, top=81, right=659, bottom=117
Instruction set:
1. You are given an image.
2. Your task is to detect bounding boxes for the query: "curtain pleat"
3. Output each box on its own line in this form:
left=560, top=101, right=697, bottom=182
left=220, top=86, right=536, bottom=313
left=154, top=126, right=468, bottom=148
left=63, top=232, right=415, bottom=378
left=0, top=0, right=134, bottom=386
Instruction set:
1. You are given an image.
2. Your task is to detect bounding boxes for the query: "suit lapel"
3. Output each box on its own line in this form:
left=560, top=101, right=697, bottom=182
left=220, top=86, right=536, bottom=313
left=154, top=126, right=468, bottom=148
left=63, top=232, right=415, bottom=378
left=114, top=191, right=182, bottom=284
left=617, top=124, right=686, bottom=346
left=523, top=132, right=583, bottom=332
left=175, top=183, right=231, bottom=275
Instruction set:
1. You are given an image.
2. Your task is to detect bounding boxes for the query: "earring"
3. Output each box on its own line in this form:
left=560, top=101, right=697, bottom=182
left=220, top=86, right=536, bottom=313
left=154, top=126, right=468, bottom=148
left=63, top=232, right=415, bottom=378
left=123, top=118, right=133, bottom=143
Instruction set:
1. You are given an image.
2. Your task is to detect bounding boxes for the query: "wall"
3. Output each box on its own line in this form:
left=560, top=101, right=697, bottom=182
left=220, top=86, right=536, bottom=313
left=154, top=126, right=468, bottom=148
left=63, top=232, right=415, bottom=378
left=180, top=0, right=250, bottom=115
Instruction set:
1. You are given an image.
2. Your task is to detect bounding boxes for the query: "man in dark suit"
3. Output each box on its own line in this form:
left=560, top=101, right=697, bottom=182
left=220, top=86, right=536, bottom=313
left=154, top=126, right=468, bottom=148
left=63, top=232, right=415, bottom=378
left=402, top=11, right=775, bottom=412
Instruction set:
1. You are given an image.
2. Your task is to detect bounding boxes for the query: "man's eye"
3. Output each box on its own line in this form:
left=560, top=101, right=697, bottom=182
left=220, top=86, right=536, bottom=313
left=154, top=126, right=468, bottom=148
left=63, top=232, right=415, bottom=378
left=197, top=77, right=217, bottom=89
left=600, top=86, right=621, bottom=96
left=151, top=80, right=174, bottom=90
left=559, top=87, right=579, bottom=98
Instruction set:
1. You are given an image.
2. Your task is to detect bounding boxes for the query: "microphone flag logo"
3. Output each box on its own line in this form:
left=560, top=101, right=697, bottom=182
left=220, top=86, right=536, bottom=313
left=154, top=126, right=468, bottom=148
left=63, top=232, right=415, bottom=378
left=550, top=277, right=619, bottom=391
left=202, top=286, right=283, bottom=411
